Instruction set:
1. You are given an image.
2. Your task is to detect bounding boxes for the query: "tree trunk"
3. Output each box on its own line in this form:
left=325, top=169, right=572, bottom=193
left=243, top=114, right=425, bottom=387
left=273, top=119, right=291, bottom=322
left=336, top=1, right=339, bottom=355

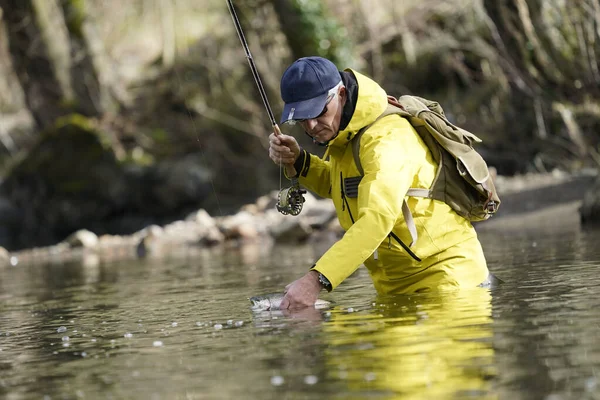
left=59, top=0, right=107, bottom=116
left=0, top=0, right=113, bottom=131
left=0, top=0, right=70, bottom=129
left=268, top=0, right=352, bottom=66
left=483, top=0, right=600, bottom=161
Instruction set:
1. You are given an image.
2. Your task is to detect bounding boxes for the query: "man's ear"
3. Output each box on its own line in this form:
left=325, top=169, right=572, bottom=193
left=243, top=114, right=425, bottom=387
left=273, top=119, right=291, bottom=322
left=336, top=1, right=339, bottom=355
left=340, top=86, right=349, bottom=107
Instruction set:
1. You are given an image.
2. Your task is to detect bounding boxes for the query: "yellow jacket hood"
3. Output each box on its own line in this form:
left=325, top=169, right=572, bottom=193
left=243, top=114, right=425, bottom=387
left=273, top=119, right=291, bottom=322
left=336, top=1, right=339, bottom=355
left=328, top=69, right=388, bottom=148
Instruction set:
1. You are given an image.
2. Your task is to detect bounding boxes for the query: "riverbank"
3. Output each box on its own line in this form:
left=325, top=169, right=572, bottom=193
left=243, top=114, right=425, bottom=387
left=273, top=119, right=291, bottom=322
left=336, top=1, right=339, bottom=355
left=0, top=169, right=597, bottom=268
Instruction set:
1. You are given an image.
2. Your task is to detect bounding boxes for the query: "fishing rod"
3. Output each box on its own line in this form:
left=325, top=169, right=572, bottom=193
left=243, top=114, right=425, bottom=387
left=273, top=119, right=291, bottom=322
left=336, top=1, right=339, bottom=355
left=226, top=0, right=305, bottom=216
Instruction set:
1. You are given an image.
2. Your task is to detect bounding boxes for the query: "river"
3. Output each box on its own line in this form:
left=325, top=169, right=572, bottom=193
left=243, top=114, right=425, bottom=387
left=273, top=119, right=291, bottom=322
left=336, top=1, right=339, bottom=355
left=1, top=208, right=600, bottom=400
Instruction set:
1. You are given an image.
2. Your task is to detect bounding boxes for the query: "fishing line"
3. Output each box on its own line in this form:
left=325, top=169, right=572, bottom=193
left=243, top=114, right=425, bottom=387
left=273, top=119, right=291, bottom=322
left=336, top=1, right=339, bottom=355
left=163, top=4, right=224, bottom=217
left=226, top=0, right=306, bottom=216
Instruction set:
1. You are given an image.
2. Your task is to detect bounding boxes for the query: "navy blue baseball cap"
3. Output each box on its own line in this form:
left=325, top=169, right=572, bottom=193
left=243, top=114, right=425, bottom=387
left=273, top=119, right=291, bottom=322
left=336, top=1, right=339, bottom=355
left=280, top=57, right=342, bottom=124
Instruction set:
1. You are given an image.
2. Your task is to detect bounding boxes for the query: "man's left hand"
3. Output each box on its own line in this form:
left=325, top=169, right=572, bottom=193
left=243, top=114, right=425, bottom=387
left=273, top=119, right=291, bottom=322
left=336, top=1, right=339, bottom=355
left=280, top=270, right=322, bottom=310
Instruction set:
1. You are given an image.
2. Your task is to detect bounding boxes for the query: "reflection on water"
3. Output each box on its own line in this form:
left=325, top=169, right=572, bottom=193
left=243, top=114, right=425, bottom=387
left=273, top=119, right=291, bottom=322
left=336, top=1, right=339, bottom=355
left=1, top=223, right=600, bottom=399
left=323, top=289, right=496, bottom=400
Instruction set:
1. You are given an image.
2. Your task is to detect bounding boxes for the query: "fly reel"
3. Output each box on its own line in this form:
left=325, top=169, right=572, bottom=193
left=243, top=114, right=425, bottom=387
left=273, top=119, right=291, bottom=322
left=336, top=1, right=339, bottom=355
left=276, top=178, right=306, bottom=216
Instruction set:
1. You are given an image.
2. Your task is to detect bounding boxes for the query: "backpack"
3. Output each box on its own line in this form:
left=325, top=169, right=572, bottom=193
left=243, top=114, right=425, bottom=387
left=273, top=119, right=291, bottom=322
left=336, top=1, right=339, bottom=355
left=351, top=95, right=501, bottom=247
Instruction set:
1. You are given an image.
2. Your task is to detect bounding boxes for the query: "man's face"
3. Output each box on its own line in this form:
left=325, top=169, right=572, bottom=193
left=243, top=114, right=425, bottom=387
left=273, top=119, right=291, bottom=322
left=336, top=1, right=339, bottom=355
left=298, top=86, right=346, bottom=145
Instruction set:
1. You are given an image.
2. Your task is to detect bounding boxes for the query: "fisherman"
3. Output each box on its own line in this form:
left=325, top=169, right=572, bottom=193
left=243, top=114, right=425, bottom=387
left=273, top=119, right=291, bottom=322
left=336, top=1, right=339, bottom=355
left=269, top=56, right=497, bottom=310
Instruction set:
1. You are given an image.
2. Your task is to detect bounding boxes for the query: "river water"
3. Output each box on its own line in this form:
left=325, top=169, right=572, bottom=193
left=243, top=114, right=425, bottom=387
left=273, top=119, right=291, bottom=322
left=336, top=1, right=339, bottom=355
left=1, top=210, right=600, bottom=400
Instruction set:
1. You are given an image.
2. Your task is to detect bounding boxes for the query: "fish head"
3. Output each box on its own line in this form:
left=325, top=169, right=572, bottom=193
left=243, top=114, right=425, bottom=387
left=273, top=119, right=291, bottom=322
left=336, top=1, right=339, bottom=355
left=250, top=295, right=273, bottom=311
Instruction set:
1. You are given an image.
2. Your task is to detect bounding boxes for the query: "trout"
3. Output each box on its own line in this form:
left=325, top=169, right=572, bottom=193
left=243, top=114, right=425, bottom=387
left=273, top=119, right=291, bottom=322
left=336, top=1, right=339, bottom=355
left=250, top=293, right=331, bottom=311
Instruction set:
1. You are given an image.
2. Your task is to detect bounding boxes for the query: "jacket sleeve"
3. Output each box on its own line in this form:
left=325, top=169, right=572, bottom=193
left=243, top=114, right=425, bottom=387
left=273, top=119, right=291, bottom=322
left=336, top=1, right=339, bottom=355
left=295, top=149, right=333, bottom=199
left=312, top=117, right=426, bottom=289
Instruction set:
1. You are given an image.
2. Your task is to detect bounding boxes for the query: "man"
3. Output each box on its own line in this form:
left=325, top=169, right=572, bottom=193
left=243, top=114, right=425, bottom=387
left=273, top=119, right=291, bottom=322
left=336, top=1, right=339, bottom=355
left=269, top=56, right=492, bottom=310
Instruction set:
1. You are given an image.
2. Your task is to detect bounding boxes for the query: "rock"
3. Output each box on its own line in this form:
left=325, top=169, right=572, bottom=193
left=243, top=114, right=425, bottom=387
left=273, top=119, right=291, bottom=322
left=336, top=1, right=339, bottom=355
left=270, top=218, right=313, bottom=243
left=298, top=199, right=336, bottom=229
left=0, top=246, right=9, bottom=266
left=64, top=229, right=98, bottom=249
left=185, top=209, right=216, bottom=229
left=580, top=174, right=600, bottom=225
left=218, top=211, right=264, bottom=239
left=135, top=225, right=166, bottom=258
left=252, top=191, right=279, bottom=214
left=147, top=154, right=213, bottom=212
left=0, top=116, right=128, bottom=249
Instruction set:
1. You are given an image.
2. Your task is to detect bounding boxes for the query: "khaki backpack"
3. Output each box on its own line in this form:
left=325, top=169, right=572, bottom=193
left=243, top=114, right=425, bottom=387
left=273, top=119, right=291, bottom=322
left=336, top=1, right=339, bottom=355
left=352, top=95, right=501, bottom=247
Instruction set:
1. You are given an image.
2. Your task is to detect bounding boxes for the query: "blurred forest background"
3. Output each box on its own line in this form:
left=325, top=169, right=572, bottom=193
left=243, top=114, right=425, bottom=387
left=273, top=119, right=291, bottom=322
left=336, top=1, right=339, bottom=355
left=0, top=0, right=599, bottom=250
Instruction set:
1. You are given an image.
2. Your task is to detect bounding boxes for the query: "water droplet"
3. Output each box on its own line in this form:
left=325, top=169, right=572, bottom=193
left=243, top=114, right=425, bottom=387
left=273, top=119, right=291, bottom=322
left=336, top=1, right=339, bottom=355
left=227, top=320, right=234, bottom=325
left=234, top=321, right=244, bottom=327
left=214, top=324, right=223, bottom=330
left=304, top=375, right=318, bottom=385
left=9, top=256, right=18, bottom=266
left=57, top=326, right=67, bottom=333
left=81, top=352, right=87, bottom=358
left=153, top=341, right=163, bottom=347
left=91, top=338, right=97, bottom=342
left=585, top=377, right=598, bottom=391
left=171, top=322, right=178, bottom=327
left=62, top=336, right=70, bottom=342
left=124, top=333, right=133, bottom=338
left=270, top=376, right=284, bottom=386
left=196, top=322, right=203, bottom=327
left=62, top=342, right=70, bottom=348
left=347, top=308, right=355, bottom=313
left=364, top=372, right=376, bottom=381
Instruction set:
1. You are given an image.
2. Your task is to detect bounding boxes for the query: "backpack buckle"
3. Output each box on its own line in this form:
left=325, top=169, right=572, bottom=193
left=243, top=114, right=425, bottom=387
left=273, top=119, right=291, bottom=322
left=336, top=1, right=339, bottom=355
left=485, top=200, right=498, bottom=215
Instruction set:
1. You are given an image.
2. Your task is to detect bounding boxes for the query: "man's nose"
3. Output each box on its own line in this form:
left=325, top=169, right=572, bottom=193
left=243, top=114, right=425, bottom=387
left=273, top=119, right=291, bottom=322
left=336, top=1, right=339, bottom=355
left=306, top=119, right=318, bottom=131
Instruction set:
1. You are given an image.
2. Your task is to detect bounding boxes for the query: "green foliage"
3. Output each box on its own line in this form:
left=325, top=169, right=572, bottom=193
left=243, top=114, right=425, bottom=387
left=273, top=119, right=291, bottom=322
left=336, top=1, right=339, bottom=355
left=289, top=0, right=353, bottom=66
left=62, top=0, right=86, bottom=39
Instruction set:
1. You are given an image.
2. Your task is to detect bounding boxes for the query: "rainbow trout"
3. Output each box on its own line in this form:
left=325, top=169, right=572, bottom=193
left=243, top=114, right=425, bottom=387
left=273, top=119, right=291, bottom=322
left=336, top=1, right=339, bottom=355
left=250, top=293, right=331, bottom=311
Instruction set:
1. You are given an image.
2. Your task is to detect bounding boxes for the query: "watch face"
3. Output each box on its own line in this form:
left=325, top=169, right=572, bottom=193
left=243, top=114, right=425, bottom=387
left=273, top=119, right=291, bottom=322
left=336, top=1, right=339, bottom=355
left=318, top=273, right=331, bottom=290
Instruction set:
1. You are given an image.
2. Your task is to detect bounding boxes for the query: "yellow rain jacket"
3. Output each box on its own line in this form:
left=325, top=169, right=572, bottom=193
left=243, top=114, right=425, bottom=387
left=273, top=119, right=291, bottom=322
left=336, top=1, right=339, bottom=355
left=298, top=70, right=489, bottom=294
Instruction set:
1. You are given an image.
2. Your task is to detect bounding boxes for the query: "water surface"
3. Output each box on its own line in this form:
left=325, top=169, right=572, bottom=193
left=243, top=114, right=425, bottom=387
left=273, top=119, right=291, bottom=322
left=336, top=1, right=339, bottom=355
left=1, top=218, right=600, bottom=400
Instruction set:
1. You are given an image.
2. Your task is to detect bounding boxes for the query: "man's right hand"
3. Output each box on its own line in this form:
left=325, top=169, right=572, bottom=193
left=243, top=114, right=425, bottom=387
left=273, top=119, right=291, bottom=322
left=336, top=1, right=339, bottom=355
left=280, top=270, right=322, bottom=310
left=269, top=130, right=301, bottom=167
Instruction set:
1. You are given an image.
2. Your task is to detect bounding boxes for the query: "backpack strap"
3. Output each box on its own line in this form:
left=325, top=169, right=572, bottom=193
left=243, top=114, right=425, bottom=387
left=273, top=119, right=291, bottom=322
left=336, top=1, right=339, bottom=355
left=352, top=101, right=420, bottom=247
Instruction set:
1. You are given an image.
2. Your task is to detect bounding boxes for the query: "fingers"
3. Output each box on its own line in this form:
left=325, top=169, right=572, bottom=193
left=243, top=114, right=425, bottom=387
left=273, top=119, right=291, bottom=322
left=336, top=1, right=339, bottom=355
left=280, top=295, right=290, bottom=310
left=269, top=148, right=296, bottom=165
left=269, top=133, right=297, bottom=165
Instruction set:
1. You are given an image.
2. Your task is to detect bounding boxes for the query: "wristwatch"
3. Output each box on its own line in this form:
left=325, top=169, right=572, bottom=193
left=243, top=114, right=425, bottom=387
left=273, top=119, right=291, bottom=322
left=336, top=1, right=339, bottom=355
left=317, top=272, right=332, bottom=292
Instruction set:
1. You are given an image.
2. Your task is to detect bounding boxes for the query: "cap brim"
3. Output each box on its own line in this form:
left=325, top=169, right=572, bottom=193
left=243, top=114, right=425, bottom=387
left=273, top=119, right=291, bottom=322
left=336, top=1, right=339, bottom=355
left=280, top=92, right=329, bottom=124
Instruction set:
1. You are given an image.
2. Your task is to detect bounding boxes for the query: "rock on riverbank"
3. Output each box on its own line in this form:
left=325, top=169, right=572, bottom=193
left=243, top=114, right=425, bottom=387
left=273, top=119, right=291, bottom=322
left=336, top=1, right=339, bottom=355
left=0, top=191, right=340, bottom=267
left=0, top=169, right=598, bottom=268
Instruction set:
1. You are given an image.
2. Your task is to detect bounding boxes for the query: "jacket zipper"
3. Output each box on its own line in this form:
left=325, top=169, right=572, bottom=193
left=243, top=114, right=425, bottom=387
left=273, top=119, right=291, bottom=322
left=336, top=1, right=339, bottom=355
left=339, top=172, right=421, bottom=262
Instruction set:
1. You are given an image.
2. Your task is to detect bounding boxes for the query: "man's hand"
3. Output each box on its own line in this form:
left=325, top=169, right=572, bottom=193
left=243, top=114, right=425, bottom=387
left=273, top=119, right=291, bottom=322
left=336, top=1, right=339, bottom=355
left=269, top=128, right=301, bottom=170
left=280, top=270, right=323, bottom=310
